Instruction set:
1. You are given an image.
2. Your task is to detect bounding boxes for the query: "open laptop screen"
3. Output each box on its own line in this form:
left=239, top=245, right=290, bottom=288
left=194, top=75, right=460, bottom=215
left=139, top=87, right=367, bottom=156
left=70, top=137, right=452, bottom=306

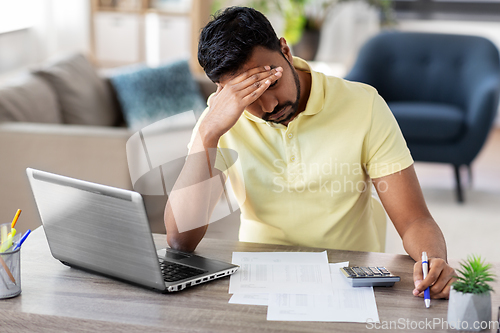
left=27, top=168, right=166, bottom=290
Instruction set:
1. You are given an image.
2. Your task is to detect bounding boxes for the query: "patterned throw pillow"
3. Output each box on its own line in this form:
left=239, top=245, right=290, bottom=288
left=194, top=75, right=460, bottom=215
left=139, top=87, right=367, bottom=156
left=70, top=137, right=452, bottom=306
left=110, top=60, right=207, bottom=131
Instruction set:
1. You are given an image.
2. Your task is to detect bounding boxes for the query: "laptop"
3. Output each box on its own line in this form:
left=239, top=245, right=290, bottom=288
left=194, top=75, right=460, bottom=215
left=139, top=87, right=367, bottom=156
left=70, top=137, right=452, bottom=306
left=26, top=168, right=239, bottom=293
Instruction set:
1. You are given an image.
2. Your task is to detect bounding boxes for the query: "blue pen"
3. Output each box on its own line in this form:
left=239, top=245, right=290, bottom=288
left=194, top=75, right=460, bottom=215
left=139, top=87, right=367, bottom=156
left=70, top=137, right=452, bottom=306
left=422, top=252, right=431, bottom=308
left=12, top=229, right=31, bottom=251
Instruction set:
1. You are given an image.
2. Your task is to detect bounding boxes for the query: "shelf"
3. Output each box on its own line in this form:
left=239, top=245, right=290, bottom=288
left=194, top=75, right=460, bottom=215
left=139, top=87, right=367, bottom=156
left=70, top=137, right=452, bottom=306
left=148, top=0, right=192, bottom=14
left=90, top=0, right=213, bottom=72
left=145, top=8, right=191, bottom=16
left=95, top=6, right=191, bottom=15
left=95, top=7, right=144, bottom=13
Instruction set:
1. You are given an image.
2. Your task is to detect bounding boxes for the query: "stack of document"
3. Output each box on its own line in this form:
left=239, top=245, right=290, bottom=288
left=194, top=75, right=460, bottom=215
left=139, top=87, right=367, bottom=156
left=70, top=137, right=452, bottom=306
left=228, top=251, right=379, bottom=323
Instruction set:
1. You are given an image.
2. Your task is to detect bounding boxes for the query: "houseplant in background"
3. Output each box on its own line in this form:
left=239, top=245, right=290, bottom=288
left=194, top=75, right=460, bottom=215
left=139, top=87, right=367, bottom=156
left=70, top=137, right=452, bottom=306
left=244, top=0, right=396, bottom=60
left=447, top=255, right=495, bottom=331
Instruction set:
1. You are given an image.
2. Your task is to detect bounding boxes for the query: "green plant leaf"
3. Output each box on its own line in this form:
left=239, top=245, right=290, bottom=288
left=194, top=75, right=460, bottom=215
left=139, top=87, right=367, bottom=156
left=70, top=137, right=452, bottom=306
left=283, top=12, right=306, bottom=44
left=452, top=255, right=496, bottom=294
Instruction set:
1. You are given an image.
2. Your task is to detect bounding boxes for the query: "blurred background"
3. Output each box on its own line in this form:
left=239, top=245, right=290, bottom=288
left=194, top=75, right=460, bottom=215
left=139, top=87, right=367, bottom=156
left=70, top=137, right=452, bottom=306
left=0, top=0, right=499, bottom=261
left=2, top=1, right=500, bottom=84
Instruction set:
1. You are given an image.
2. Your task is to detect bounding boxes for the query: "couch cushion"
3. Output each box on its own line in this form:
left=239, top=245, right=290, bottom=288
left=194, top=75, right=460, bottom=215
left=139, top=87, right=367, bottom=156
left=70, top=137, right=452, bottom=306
left=110, top=59, right=206, bottom=131
left=0, top=74, right=62, bottom=123
left=388, top=102, right=465, bottom=143
left=34, top=53, right=119, bottom=126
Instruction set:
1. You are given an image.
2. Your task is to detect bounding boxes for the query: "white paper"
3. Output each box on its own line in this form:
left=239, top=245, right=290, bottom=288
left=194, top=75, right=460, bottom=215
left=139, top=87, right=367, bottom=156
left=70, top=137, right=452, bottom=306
left=231, top=251, right=331, bottom=264
left=228, top=293, right=269, bottom=306
left=229, top=251, right=332, bottom=295
left=266, top=262, right=380, bottom=323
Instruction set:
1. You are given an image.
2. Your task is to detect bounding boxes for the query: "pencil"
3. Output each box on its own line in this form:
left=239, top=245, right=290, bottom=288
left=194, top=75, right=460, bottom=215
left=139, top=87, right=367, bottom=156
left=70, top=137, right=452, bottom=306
left=0, top=255, right=16, bottom=284
left=11, top=209, right=21, bottom=229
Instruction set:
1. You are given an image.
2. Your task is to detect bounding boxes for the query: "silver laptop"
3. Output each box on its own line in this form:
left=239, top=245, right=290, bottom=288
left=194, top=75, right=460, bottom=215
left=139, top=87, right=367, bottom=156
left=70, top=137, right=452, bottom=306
left=26, top=168, right=238, bottom=293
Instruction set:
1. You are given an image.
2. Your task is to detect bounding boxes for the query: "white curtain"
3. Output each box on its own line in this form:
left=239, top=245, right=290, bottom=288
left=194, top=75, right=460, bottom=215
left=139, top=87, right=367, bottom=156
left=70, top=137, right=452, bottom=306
left=315, top=1, right=379, bottom=69
left=0, top=0, right=90, bottom=76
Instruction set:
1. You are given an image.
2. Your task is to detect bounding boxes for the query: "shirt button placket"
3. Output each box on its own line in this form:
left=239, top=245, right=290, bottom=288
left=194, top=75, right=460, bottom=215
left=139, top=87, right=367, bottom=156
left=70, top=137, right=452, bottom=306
left=285, top=127, right=299, bottom=182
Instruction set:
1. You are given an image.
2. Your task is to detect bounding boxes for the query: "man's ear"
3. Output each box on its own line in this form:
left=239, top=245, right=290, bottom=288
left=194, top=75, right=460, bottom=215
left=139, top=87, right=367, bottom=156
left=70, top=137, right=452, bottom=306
left=279, top=37, right=293, bottom=63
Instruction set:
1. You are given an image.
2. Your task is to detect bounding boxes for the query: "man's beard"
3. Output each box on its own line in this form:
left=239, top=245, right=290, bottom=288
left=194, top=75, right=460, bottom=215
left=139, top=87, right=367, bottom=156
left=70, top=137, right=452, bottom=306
left=262, top=57, right=301, bottom=125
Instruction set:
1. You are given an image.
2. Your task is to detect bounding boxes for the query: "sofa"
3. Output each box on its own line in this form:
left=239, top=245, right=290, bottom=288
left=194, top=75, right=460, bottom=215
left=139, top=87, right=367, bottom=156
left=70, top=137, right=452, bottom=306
left=0, top=53, right=225, bottom=235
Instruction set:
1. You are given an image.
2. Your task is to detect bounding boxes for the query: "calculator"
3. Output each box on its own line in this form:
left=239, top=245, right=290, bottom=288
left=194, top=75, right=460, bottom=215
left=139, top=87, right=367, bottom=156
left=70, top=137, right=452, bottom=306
left=340, top=266, right=400, bottom=287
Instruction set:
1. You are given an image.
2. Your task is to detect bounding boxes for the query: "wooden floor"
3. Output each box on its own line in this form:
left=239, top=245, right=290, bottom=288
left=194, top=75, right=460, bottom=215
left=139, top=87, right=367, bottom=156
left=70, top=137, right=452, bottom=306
left=414, top=127, right=500, bottom=193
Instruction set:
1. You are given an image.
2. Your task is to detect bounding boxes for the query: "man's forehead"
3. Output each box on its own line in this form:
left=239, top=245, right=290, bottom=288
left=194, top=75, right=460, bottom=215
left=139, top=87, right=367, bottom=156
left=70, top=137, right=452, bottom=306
left=238, top=62, right=278, bottom=74
left=243, top=48, right=282, bottom=70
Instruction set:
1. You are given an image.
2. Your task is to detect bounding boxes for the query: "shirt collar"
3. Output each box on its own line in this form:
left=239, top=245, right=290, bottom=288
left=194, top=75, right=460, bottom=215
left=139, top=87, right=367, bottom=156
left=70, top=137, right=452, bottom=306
left=294, top=57, right=325, bottom=116
left=243, top=56, right=325, bottom=125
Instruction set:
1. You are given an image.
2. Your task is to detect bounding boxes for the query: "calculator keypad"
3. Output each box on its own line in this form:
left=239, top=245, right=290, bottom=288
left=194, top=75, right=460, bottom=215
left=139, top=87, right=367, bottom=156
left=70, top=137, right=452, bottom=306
left=343, top=266, right=392, bottom=278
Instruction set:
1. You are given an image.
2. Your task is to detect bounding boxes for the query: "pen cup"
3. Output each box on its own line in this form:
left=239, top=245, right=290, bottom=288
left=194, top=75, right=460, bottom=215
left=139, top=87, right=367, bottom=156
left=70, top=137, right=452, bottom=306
left=0, top=247, right=21, bottom=299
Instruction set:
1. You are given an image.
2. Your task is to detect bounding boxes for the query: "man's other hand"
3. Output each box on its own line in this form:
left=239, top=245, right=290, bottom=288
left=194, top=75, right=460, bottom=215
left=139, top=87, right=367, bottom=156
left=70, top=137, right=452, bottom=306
left=413, top=257, right=456, bottom=299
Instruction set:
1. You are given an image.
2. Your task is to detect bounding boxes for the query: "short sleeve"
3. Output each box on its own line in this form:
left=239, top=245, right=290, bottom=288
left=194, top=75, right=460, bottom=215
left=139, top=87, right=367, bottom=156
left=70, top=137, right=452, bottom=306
left=364, top=93, right=414, bottom=178
left=187, top=102, right=228, bottom=176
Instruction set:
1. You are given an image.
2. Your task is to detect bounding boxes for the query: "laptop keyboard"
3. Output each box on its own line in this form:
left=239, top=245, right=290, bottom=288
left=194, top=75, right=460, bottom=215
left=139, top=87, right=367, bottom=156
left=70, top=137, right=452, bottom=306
left=159, top=260, right=206, bottom=282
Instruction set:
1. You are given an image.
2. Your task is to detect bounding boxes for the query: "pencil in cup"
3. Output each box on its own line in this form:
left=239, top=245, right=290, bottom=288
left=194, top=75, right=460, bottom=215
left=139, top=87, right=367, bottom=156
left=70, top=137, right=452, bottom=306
left=0, top=246, right=21, bottom=298
left=0, top=233, right=21, bottom=281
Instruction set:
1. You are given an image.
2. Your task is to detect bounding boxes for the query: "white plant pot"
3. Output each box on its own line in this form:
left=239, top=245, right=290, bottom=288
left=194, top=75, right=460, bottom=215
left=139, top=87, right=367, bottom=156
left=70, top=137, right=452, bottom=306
left=447, top=287, right=491, bottom=331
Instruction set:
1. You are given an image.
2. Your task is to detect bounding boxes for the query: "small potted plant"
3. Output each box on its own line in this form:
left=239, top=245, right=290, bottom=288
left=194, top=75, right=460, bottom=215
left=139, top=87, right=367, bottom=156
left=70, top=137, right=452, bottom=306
left=448, top=255, right=495, bottom=331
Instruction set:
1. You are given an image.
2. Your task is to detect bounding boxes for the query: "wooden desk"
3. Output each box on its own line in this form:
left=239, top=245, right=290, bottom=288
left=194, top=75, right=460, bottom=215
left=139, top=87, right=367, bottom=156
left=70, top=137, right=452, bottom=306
left=1, top=227, right=499, bottom=332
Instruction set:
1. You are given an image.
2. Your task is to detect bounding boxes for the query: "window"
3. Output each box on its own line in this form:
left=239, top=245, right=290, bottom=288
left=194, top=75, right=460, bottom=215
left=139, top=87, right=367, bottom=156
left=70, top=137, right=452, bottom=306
left=0, top=0, right=34, bottom=34
left=394, top=0, right=500, bottom=20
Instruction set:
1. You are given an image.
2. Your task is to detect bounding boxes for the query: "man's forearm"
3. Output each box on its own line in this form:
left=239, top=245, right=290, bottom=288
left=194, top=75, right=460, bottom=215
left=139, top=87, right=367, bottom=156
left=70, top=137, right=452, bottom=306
left=401, top=217, right=448, bottom=262
left=165, top=64, right=282, bottom=251
left=165, top=129, right=223, bottom=252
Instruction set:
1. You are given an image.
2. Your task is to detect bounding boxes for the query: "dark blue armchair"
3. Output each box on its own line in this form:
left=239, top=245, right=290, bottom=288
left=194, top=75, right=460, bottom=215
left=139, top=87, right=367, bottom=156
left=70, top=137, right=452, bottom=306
left=345, top=32, right=500, bottom=202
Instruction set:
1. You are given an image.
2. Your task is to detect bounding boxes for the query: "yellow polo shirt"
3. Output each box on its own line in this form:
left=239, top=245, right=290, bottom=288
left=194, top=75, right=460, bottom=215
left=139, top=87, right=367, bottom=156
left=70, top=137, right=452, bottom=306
left=190, top=57, right=413, bottom=252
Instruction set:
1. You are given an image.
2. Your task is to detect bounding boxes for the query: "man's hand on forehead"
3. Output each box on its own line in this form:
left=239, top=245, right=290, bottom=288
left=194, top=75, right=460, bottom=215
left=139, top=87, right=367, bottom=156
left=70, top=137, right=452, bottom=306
left=203, top=65, right=283, bottom=140
left=214, top=65, right=283, bottom=101
left=222, top=65, right=283, bottom=87
left=226, top=65, right=282, bottom=102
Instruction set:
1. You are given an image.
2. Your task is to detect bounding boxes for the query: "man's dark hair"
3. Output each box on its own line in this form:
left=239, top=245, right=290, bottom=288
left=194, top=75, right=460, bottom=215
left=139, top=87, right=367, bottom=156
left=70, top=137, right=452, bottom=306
left=198, top=6, right=281, bottom=83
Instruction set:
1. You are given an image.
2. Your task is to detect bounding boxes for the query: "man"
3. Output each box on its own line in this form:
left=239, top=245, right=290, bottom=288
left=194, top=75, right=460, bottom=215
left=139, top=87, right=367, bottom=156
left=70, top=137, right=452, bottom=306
left=164, top=6, right=455, bottom=299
